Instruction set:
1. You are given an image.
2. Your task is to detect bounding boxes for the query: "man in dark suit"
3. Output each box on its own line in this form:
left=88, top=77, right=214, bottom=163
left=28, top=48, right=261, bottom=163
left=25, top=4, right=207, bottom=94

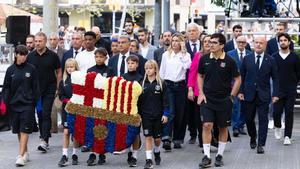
left=61, top=32, right=84, bottom=72
left=266, top=23, right=294, bottom=56
left=185, top=23, right=202, bottom=145
left=154, top=30, right=172, bottom=67
left=239, top=36, right=279, bottom=154
left=108, top=34, right=146, bottom=77
left=227, top=36, right=252, bottom=137
left=224, top=25, right=251, bottom=53
left=92, top=26, right=112, bottom=55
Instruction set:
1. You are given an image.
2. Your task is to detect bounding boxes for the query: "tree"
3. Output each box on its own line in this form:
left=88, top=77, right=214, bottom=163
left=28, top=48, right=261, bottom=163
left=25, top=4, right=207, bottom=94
left=211, top=0, right=225, bottom=7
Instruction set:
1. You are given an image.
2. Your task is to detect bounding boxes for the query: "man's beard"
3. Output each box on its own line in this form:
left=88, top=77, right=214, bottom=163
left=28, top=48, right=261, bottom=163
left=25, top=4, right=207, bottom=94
left=280, top=45, right=289, bottom=50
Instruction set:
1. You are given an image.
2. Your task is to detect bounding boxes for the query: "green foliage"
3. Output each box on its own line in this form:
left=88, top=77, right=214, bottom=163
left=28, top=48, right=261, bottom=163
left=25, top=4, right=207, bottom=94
left=211, top=0, right=225, bottom=7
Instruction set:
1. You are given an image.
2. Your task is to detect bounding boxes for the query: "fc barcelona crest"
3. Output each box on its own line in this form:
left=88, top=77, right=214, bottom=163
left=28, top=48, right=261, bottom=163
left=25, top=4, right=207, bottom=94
left=65, top=72, right=142, bottom=154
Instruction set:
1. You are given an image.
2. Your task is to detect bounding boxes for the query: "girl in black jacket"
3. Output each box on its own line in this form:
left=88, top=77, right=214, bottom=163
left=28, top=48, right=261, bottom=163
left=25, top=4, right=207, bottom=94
left=57, top=58, right=80, bottom=167
left=2, top=45, right=39, bottom=167
left=138, top=60, right=169, bottom=169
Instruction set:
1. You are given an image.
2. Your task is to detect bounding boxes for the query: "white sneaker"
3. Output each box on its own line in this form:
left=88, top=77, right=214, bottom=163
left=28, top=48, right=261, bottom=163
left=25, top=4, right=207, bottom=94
left=23, top=152, right=29, bottom=162
left=268, top=120, right=274, bottom=129
left=284, top=136, right=291, bottom=145
left=274, top=127, right=282, bottom=140
left=16, top=155, right=25, bottom=167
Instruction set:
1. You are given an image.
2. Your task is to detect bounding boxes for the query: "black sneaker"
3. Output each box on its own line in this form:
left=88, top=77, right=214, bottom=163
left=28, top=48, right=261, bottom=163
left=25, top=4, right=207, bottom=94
left=81, top=146, right=90, bottom=152
left=144, top=159, right=153, bottom=169
left=58, top=155, right=68, bottom=167
left=214, top=154, right=224, bottom=167
left=129, top=157, right=137, bottom=167
left=199, top=155, right=211, bottom=168
left=127, top=152, right=133, bottom=164
left=162, top=141, right=172, bottom=151
left=154, top=152, right=161, bottom=165
left=173, top=143, right=182, bottom=149
left=86, top=153, right=96, bottom=166
left=98, top=154, right=106, bottom=165
left=72, top=154, right=78, bottom=165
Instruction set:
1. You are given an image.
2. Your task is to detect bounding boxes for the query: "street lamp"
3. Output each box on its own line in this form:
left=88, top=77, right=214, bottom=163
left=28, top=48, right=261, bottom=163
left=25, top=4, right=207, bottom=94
left=108, top=0, right=121, bottom=34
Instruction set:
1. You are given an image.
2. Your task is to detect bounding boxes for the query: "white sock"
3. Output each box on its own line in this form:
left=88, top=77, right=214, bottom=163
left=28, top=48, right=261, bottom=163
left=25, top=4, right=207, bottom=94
left=203, top=144, right=211, bottom=158
left=217, top=142, right=227, bottom=156
left=62, top=148, right=68, bottom=156
left=146, top=150, right=152, bottom=160
left=132, top=150, right=138, bottom=159
left=73, top=148, right=79, bottom=155
left=154, top=145, right=161, bottom=153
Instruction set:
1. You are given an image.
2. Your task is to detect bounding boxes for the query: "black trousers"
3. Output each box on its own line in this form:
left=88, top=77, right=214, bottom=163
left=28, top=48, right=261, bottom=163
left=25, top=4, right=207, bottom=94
left=163, top=81, right=187, bottom=144
left=244, top=93, right=269, bottom=146
left=38, top=90, right=55, bottom=143
left=187, top=98, right=202, bottom=144
left=273, top=94, right=296, bottom=138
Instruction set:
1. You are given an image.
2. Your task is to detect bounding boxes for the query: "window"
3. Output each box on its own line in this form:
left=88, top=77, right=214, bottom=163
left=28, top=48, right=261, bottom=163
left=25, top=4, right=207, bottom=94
left=176, top=0, right=180, bottom=5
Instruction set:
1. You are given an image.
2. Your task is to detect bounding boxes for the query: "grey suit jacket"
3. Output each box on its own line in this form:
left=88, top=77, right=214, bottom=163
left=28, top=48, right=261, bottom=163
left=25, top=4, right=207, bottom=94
left=57, top=46, right=67, bottom=63
left=140, top=45, right=157, bottom=60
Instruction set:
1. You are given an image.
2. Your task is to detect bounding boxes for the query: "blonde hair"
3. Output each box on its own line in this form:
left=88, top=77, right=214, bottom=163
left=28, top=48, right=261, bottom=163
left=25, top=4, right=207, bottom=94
left=142, top=60, right=163, bottom=90
left=167, top=32, right=185, bottom=57
left=63, top=58, right=79, bottom=83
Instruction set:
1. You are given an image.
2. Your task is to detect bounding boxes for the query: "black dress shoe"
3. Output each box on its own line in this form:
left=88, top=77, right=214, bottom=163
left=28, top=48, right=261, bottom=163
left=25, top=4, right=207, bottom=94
left=163, top=141, right=172, bottom=151
left=174, top=143, right=182, bottom=149
left=250, top=139, right=257, bottom=149
left=233, top=129, right=239, bottom=137
left=257, top=145, right=264, bottom=154
left=238, top=128, right=247, bottom=135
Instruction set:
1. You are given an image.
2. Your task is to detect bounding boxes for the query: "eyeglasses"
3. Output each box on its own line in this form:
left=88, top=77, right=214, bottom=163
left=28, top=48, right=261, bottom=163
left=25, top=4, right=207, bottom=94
left=237, top=41, right=247, bottom=44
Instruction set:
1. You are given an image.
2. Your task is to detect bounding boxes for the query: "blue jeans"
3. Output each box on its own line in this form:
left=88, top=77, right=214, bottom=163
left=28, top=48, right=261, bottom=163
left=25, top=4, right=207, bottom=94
left=162, top=81, right=187, bottom=143
left=231, top=97, right=246, bottom=130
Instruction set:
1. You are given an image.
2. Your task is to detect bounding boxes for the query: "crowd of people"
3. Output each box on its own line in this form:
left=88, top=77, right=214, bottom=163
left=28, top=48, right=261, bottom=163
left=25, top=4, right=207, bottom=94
left=0, top=20, right=299, bottom=169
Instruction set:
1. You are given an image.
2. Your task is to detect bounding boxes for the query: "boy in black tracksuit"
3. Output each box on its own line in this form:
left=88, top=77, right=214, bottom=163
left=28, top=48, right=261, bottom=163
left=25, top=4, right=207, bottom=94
left=86, top=48, right=113, bottom=166
left=2, top=45, right=39, bottom=166
left=87, top=47, right=114, bottom=78
left=122, top=55, right=143, bottom=167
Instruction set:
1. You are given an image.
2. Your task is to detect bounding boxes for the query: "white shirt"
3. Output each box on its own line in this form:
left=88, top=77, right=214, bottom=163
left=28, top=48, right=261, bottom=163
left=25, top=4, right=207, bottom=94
left=75, top=48, right=97, bottom=72
left=117, top=51, right=130, bottom=76
left=255, top=52, right=264, bottom=68
left=233, top=38, right=238, bottom=49
left=238, top=49, right=246, bottom=59
left=140, top=44, right=149, bottom=59
left=189, top=40, right=200, bottom=52
left=279, top=51, right=290, bottom=60
left=160, top=50, right=191, bottom=82
left=73, top=47, right=83, bottom=58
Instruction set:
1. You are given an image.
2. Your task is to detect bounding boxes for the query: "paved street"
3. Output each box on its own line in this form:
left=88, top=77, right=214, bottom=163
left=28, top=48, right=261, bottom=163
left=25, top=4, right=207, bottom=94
left=1, top=112, right=300, bottom=169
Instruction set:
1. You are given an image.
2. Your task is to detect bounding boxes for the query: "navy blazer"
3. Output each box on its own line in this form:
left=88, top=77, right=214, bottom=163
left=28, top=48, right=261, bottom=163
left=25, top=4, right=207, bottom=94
left=227, top=49, right=252, bottom=68
left=224, top=40, right=251, bottom=53
left=61, top=47, right=84, bottom=72
left=154, top=47, right=165, bottom=68
left=240, top=53, right=279, bottom=102
left=266, top=37, right=294, bottom=56
left=185, top=42, right=200, bottom=59
left=108, top=52, right=146, bottom=77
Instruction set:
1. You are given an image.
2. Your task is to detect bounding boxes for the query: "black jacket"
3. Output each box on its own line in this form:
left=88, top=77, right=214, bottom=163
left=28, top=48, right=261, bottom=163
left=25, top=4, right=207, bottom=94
left=138, top=78, right=169, bottom=118
left=87, top=64, right=114, bottom=77
left=58, top=75, right=72, bottom=113
left=2, top=62, right=39, bottom=111
left=122, top=71, right=143, bottom=83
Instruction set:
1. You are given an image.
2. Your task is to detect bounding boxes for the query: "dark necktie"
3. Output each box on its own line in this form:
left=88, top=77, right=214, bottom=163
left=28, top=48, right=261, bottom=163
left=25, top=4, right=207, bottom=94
left=120, top=55, right=126, bottom=75
left=239, top=52, right=243, bottom=62
left=256, top=55, right=261, bottom=71
left=192, top=43, right=197, bottom=55
left=74, top=50, right=78, bottom=58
